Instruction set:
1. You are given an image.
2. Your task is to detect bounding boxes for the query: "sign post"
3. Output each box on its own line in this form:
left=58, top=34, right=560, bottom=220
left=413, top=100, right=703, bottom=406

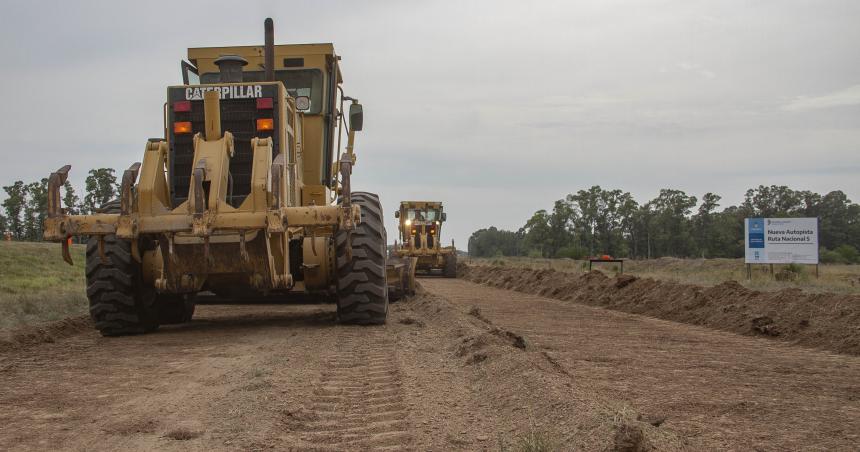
left=744, top=217, right=819, bottom=278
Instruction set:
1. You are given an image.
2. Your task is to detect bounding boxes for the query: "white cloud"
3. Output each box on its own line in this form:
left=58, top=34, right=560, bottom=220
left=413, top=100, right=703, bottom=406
left=783, top=85, right=860, bottom=111
left=675, top=62, right=717, bottom=79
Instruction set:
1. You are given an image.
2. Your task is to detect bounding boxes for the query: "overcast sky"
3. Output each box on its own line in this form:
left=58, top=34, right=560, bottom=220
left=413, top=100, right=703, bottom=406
left=1, top=0, right=858, bottom=246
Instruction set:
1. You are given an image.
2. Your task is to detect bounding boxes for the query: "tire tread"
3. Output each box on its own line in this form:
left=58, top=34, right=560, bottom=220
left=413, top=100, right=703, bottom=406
left=335, top=192, right=389, bottom=324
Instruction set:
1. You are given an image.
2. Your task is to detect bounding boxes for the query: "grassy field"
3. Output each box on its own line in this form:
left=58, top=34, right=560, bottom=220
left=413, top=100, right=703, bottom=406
left=468, top=256, right=860, bottom=295
left=0, top=241, right=87, bottom=331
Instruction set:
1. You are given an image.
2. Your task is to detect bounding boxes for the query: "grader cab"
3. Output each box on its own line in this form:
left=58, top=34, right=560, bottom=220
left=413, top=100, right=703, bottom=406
left=43, top=19, right=389, bottom=335
left=393, top=201, right=457, bottom=278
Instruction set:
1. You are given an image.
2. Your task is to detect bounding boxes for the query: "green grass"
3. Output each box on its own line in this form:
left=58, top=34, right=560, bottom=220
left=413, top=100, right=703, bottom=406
left=0, top=241, right=88, bottom=331
left=468, top=256, right=860, bottom=295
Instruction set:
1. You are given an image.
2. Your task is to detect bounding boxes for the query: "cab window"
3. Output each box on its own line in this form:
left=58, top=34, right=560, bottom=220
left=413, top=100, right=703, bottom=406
left=200, top=69, right=323, bottom=114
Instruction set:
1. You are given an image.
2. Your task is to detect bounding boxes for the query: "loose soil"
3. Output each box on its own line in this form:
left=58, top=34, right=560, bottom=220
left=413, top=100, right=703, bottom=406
left=422, top=278, right=860, bottom=450
left=0, top=280, right=858, bottom=450
left=0, top=315, right=92, bottom=352
left=460, top=264, right=860, bottom=355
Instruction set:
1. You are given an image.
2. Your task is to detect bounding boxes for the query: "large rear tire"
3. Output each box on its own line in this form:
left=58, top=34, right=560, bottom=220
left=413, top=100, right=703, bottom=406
left=335, top=192, right=388, bottom=324
left=86, top=200, right=159, bottom=336
left=86, top=234, right=159, bottom=336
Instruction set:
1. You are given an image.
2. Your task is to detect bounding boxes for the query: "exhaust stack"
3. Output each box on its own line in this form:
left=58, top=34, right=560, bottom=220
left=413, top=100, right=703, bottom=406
left=264, top=18, right=275, bottom=81
left=213, top=55, right=248, bottom=83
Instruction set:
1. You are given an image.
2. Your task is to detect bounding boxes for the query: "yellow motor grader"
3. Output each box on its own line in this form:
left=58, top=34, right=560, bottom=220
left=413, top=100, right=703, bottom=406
left=43, top=19, right=390, bottom=335
left=393, top=201, right=457, bottom=278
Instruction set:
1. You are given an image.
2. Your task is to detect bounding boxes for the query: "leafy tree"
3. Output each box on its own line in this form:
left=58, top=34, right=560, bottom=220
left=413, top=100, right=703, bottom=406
left=83, top=168, right=118, bottom=214
left=62, top=180, right=81, bottom=215
left=629, top=205, right=653, bottom=258
left=521, top=210, right=552, bottom=257
left=743, top=185, right=801, bottom=217
left=795, top=190, right=822, bottom=217
left=2, top=181, right=27, bottom=239
left=23, top=178, right=49, bottom=241
left=615, top=193, right=639, bottom=256
left=473, top=183, right=860, bottom=261
left=564, top=186, right=637, bottom=257
left=644, top=189, right=698, bottom=257
left=817, top=191, right=860, bottom=250
left=709, top=206, right=745, bottom=258
left=693, top=192, right=721, bottom=257
left=468, top=227, right=523, bottom=257
left=594, top=189, right=635, bottom=256
left=546, top=200, right=576, bottom=257
left=568, top=186, right=600, bottom=255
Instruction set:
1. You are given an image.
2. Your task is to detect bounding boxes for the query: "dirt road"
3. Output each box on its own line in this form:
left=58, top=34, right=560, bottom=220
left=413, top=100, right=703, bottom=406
left=422, top=279, right=860, bottom=450
left=1, top=280, right=858, bottom=451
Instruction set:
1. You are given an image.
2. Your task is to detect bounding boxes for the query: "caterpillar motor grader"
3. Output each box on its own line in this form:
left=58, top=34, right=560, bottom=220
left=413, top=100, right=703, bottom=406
left=43, top=19, right=390, bottom=335
left=392, top=201, right=456, bottom=278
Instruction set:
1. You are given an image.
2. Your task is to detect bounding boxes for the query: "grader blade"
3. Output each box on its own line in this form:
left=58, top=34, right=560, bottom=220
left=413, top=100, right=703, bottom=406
left=387, top=255, right=417, bottom=301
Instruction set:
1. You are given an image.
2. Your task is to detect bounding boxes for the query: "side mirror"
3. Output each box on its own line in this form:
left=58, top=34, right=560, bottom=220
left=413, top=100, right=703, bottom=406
left=394, top=211, right=400, bottom=218
left=181, top=60, right=199, bottom=85
left=441, top=213, right=447, bottom=221
left=349, top=103, right=363, bottom=131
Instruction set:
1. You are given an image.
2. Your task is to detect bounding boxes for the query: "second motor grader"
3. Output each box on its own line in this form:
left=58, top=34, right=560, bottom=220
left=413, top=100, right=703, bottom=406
left=392, top=201, right=457, bottom=278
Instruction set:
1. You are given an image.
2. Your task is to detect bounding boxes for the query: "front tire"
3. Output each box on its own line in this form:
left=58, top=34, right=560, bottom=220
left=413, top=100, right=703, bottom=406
left=335, top=192, right=388, bottom=324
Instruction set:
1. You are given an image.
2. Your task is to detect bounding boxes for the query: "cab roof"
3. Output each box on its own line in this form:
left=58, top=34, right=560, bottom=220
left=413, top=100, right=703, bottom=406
left=188, top=43, right=342, bottom=83
left=401, top=201, right=444, bottom=209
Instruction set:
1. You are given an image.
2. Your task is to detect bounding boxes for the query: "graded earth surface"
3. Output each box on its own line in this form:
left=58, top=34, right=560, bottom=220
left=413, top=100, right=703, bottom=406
left=1, top=278, right=858, bottom=451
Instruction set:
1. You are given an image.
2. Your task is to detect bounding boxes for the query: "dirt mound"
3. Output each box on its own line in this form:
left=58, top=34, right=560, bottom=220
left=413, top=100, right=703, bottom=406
left=612, top=421, right=653, bottom=452
left=402, top=291, right=682, bottom=449
left=460, top=264, right=860, bottom=355
left=0, top=315, right=92, bottom=352
left=407, top=291, right=684, bottom=451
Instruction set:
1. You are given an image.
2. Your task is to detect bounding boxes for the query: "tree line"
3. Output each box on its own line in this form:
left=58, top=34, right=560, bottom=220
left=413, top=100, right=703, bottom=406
left=468, top=185, right=860, bottom=264
left=2, top=169, right=119, bottom=241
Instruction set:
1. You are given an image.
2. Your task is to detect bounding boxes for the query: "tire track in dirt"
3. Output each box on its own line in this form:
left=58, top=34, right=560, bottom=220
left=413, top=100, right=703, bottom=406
left=16, top=287, right=856, bottom=450
left=291, top=328, right=412, bottom=451
left=422, top=278, right=860, bottom=450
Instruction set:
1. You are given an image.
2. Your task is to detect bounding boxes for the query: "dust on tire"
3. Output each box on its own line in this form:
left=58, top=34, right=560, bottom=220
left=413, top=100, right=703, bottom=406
left=335, top=192, right=389, bottom=324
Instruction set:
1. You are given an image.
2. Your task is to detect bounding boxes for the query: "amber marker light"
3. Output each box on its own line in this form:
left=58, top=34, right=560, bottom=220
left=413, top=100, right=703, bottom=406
left=256, top=118, right=274, bottom=131
left=174, top=121, right=192, bottom=134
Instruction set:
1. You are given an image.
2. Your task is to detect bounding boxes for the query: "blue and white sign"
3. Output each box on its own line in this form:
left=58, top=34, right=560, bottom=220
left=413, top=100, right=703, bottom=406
left=744, top=217, right=819, bottom=264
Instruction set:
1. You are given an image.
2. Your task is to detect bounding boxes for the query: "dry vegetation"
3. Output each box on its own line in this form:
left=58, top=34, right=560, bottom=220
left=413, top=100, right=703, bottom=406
left=468, top=255, right=860, bottom=295
left=0, top=241, right=87, bottom=332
